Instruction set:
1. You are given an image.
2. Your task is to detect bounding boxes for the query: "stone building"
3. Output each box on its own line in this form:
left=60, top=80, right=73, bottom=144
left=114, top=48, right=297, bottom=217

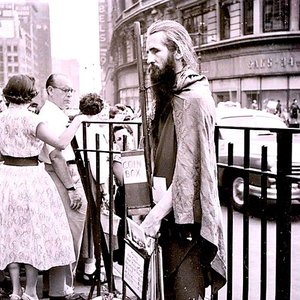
left=99, top=0, right=300, bottom=112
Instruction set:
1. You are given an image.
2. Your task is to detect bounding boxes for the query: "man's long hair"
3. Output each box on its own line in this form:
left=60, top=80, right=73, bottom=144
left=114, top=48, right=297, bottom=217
left=147, top=20, right=199, bottom=69
left=147, top=20, right=198, bottom=146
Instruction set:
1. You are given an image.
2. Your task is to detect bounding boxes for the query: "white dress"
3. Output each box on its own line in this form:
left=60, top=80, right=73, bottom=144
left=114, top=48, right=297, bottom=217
left=0, top=103, right=75, bottom=270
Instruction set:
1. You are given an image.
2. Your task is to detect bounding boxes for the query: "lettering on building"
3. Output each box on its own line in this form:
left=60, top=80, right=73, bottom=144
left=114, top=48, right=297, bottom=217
left=248, top=56, right=298, bottom=69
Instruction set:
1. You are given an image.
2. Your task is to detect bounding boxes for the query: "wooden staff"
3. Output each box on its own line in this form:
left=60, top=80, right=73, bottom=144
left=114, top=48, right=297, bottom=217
left=134, top=21, right=165, bottom=300
left=134, top=21, right=153, bottom=201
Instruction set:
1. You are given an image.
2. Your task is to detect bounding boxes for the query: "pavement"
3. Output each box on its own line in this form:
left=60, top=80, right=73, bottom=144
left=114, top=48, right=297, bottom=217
left=0, top=263, right=137, bottom=300
left=72, top=262, right=137, bottom=300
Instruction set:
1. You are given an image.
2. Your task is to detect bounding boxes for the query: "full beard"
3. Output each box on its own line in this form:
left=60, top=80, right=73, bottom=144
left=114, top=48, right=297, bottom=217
left=149, top=54, right=176, bottom=146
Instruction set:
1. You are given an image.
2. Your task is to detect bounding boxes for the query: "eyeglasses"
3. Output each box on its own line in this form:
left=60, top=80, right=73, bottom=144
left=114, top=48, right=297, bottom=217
left=52, top=86, right=75, bottom=93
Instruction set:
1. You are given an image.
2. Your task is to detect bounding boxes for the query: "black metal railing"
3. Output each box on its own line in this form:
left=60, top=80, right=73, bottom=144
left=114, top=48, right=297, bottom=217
left=215, top=125, right=300, bottom=300
left=74, top=120, right=300, bottom=300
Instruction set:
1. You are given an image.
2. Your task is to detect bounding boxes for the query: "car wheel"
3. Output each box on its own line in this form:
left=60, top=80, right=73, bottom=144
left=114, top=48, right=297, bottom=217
left=231, top=176, right=244, bottom=211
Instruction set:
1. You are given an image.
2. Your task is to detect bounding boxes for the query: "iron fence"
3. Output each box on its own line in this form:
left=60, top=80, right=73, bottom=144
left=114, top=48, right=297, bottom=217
left=215, top=125, right=300, bottom=300
left=73, top=120, right=300, bottom=300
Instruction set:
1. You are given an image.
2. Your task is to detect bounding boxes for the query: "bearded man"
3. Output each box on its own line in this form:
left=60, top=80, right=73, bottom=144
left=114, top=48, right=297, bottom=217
left=141, top=20, right=226, bottom=299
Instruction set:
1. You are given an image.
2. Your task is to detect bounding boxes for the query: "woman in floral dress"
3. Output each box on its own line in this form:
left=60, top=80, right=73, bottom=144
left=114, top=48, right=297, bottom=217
left=0, top=75, right=86, bottom=300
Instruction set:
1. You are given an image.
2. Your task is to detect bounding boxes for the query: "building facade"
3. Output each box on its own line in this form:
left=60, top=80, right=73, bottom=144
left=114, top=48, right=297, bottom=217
left=0, top=1, right=51, bottom=97
left=99, top=0, right=300, bottom=113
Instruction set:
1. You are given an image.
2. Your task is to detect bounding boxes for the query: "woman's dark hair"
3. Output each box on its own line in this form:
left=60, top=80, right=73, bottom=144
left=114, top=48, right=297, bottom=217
left=3, top=74, right=38, bottom=104
left=79, top=93, right=104, bottom=115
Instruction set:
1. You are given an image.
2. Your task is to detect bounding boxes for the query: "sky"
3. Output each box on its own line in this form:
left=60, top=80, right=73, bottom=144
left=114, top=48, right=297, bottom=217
left=46, top=0, right=101, bottom=93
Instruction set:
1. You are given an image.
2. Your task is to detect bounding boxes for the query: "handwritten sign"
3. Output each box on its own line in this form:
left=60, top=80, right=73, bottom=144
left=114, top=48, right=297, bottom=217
left=123, top=240, right=149, bottom=299
left=122, top=150, right=147, bottom=184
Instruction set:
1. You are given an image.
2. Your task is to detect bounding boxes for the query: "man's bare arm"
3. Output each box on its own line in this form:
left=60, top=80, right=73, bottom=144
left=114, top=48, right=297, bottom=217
left=49, top=149, right=82, bottom=210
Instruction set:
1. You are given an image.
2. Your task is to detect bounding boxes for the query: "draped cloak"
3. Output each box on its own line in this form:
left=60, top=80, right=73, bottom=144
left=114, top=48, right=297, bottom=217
left=170, top=68, right=226, bottom=293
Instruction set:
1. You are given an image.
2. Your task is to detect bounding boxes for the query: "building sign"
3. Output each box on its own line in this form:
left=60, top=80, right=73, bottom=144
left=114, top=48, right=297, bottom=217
left=203, top=51, right=300, bottom=78
left=98, top=0, right=107, bottom=67
left=248, top=56, right=299, bottom=70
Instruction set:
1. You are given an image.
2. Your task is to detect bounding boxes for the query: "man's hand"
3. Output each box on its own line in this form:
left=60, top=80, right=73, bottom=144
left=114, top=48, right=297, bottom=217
left=141, top=184, right=173, bottom=238
left=68, top=190, right=82, bottom=210
left=140, top=210, right=161, bottom=238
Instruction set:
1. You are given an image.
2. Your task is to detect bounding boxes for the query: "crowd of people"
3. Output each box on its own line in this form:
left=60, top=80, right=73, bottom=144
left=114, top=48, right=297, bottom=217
left=0, top=19, right=228, bottom=300
left=249, top=98, right=300, bottom=127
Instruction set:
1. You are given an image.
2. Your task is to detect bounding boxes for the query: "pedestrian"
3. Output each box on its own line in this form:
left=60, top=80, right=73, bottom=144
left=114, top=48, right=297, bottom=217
left=0, top=75, right=86, bottom=300
left=38, top=73, right=88, bottom=300
left=77, top=96, right=136, bottom=269
left=76, top=93, right=110, bottom=284
left=140, top=20, right=226, bottom=299
left=289, top=99, right=300, bottom=124
left=111, top=124, right=136, bottom=265
left=251, top=99, right=258, bottom=110
left=275, top=100, right=282, bottom=117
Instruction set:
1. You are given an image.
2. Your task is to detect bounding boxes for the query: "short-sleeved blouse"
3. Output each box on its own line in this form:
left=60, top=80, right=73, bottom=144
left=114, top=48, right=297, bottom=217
left=0, top=103, right=43, bottom=157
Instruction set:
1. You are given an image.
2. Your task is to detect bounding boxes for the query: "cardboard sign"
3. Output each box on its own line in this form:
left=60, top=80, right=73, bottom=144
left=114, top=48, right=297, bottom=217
left=123, top=239, right=150, bottom=300
left=122, top=150, right=147, bottom=184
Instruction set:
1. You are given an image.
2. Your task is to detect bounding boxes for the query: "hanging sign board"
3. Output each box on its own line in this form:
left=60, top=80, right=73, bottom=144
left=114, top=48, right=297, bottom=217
left=123, top=239, right=150, bottom=300
left=121, top=149, right=151, bottom=215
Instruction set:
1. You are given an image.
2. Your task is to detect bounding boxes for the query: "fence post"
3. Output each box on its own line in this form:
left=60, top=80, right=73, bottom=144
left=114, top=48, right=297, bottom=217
left=275, top=129, right=292, bottom=300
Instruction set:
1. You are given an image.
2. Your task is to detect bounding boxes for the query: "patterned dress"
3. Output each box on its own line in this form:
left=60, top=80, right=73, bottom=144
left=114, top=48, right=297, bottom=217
left=0, top=103, right=75, bottom=271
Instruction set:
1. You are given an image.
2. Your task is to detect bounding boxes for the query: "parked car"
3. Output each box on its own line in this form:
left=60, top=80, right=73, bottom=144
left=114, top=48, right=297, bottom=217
left=216, top=107, right=300, bottom=211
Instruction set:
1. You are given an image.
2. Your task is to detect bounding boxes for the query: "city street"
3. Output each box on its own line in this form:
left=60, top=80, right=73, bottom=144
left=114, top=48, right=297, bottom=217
left=217, top=205, right=300, bottom=300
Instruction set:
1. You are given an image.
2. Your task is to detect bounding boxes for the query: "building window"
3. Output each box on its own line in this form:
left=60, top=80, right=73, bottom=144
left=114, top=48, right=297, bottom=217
left=118, top=0, right=125, bottom=12
left=244, top=1, right=253, bottom=35
left=263, top=0, right=289, bottom=32
left=7, top=45, right=11, bottom=52
left=132, top=38, right=136, bottom=60
left=220, top=4, right=230, bottom=40
left=14, top=56, right=18, bottom=62
left=121, top=35, right=127, bottom=64
left=182, top=3, right=211, bottom=46
left=13, top=45, right=17, bottom=52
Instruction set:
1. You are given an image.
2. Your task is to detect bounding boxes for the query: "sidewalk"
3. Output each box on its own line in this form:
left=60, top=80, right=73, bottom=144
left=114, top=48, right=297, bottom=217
left=0, top=263, right=137, bottom=300
left=72, top=262, right=137, bottom=300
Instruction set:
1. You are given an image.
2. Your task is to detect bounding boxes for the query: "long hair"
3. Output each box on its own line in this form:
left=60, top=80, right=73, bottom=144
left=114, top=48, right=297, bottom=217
left=146, top=20, right=199, bottom=69
left=3, top=74, right=38, bottom=104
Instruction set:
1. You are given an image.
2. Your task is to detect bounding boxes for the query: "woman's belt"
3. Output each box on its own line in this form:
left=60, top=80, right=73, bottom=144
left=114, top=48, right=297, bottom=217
left=3, top=155, right=39, bottom=166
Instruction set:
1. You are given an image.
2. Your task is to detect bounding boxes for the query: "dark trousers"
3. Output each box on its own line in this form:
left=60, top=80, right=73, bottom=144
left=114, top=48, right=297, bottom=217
left=160, top=221, right=206, bottom=300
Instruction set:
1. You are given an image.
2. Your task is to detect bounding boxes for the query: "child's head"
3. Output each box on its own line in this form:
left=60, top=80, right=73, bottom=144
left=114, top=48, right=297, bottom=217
left=79, top=93, right=104, bottom=116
